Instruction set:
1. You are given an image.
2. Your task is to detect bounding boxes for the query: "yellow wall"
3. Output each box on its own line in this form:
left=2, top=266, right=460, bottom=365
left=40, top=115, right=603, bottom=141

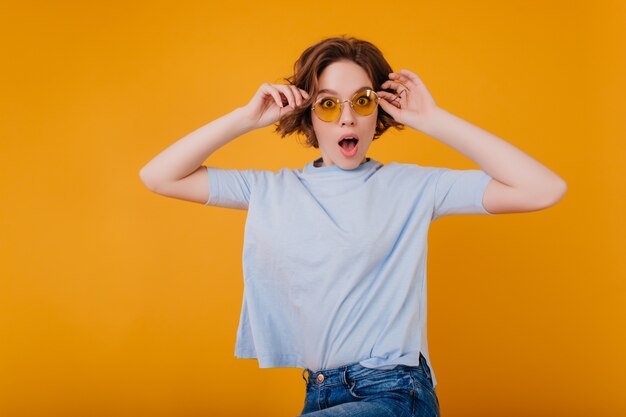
left=1, top=0, right=623, bottom=416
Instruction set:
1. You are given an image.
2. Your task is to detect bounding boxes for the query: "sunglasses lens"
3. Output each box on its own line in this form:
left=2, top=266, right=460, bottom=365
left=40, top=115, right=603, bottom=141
left=352, top=90, right=378, bottom=116
left=315, top=98, right=340, bottom=122
left=313, top=89, right=378, bottom=122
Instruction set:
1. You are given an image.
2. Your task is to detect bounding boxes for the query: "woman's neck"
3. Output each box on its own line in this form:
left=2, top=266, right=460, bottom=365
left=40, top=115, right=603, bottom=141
left=315, top=157, right=369, bottom=168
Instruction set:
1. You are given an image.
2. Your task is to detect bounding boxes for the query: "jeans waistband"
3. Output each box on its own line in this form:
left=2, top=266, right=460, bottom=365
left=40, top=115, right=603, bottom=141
left=301, top=355, right=427, bottom=387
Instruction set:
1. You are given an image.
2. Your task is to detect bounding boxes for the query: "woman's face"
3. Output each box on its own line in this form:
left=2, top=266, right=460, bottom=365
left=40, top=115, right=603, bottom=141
left=311, top=60, right=378, bottom=169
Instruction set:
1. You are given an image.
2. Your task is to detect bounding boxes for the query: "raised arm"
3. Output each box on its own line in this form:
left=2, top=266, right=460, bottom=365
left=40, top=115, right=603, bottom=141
left=377, top=69, right=567, bottom=215
left=139, top=83, right=309, bottom=204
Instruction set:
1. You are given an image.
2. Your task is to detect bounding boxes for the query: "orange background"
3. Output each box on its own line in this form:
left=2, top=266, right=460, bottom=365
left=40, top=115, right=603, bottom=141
left=1, top=1, right=624, bottom=416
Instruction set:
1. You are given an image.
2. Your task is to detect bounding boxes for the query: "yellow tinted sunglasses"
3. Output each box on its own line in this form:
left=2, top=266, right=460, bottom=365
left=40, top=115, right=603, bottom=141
left=311, top=88, right=379, bottom=122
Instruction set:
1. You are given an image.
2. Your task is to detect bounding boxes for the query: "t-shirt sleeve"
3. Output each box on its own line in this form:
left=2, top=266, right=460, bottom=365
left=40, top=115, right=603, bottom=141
left=203, top=166, right=265, bottom=210
left=431, top=167, right=494, bottom=221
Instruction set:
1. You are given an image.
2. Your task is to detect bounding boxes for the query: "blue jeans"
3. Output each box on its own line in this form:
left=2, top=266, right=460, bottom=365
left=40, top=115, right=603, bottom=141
left=297, top=353, right=440, bottom=417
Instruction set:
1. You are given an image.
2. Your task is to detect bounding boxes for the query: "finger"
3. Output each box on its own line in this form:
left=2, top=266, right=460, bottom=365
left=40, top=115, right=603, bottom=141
left=377, top=90, right=398, bottom=101
left=377, top=91, right=402, bottom=109
left=397, top=69, right=424, bottom=86
left=276, top=84, right=297, bottom=108
left=293, top=85, right=309, bottom=106
left=381, top=79, right=410, bottom=93
left=280, top=105, right=295, bottom=116
left=378, top=95, right=400, bottom=116
left=389, top=72, right=418, bottom=91
left=388, top=74, right=414, bottom=91
left=287, top=84, right=304, bottom=107
left=263, top=83, right=284, bottom=107
left=299, top=88, right=310, bottom=101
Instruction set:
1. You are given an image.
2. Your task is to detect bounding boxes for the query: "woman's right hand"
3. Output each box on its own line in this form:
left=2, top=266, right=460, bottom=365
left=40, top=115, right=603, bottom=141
left=239, top=82, right=310, bottom=129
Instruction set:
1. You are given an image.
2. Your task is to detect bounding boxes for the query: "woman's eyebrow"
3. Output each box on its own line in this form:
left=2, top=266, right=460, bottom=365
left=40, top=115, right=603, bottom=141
left=317, top=86, right=372, bottom=95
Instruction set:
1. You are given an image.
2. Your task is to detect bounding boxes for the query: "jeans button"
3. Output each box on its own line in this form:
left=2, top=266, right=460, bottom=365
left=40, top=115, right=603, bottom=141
left=317, top=373, right=324, bottom=382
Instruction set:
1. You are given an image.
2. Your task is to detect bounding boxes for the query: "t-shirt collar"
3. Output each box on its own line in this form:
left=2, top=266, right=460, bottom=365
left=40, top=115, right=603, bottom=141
left=303, top=157, right=376, bottom=174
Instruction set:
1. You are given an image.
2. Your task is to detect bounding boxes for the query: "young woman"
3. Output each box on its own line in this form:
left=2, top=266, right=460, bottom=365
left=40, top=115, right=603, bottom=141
left=140, top=36, right=567, bottom=417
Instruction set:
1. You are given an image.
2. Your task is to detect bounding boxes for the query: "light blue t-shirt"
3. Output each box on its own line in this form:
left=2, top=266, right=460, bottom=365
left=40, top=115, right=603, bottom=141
left=204, top=156, right=493, bottom=388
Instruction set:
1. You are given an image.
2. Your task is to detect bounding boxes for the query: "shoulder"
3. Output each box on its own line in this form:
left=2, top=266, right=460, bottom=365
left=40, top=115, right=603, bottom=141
left=381, top=161, right=440, bottom=181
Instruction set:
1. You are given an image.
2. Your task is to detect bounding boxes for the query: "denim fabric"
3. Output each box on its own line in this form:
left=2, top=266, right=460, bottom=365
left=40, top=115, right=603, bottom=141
left=297, top=353, right=440, bottom=417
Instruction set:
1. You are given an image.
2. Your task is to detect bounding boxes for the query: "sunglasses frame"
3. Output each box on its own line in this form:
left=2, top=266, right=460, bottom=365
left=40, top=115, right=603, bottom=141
left=311, top=88, right=379, bottom=123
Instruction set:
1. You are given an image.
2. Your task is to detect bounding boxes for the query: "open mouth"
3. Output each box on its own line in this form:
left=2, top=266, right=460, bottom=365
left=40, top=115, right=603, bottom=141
left=338, top=137, right=359, bottom=157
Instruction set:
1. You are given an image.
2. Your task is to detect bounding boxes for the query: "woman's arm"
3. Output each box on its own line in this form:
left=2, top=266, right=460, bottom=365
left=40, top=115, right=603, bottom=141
left=139, top=83, right=309, bottom=204
left=377, top=69, right=567, bottom=215
left=139, top=107, right=258, bottom=205
left=417, top=107, right=567, bottom=214
left=139, top=107, right=254, bottom=188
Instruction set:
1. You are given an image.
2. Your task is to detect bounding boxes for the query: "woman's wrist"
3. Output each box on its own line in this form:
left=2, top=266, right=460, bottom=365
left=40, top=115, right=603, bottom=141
left=408, top=106, right=447, bottom=135
left=229, top=106, right=259, bottom=133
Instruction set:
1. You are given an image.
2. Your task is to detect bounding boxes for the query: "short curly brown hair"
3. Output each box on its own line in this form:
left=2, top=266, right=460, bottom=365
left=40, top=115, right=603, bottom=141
left=274, top=35, right=405, bottom=148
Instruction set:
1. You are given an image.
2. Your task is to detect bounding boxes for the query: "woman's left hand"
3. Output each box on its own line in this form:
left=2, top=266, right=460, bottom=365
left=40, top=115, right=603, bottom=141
left=377, top=69, right=440, bottom=131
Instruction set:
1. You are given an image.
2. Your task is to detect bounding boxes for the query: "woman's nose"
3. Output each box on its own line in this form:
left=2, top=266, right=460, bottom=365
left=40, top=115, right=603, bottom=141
left=338, top=101, right=356, bottom=125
